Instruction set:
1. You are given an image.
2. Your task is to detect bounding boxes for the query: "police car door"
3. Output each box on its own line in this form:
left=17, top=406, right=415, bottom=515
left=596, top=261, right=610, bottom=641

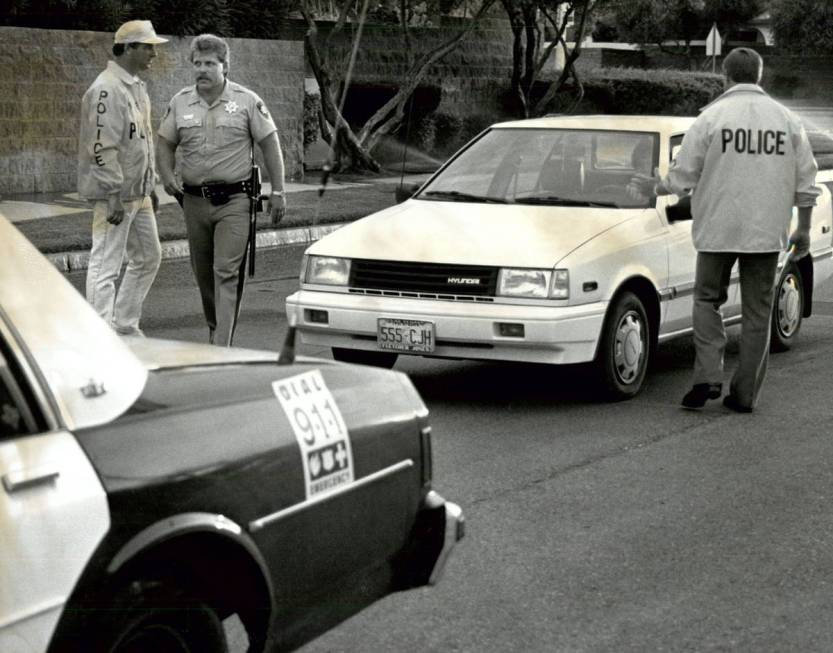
left=0, top=337, right=109, bottom=653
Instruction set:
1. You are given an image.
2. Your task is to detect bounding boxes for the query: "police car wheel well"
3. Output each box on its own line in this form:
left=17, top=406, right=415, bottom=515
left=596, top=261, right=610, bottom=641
left=111, top=532, right=272, bottom=649
left=607, top=277, right=661, bottom=352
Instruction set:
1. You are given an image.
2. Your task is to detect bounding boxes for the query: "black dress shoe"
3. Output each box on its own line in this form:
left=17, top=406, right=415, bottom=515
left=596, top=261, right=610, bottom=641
left=681, top=383, right=723, bottom=409
left=722, top=394, right=753, bottom=413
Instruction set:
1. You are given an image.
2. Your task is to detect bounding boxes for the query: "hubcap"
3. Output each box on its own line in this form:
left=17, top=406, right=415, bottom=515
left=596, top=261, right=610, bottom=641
left=613, top=310, right=644, bottom=384
left=776, top=273, right=801, bottom=337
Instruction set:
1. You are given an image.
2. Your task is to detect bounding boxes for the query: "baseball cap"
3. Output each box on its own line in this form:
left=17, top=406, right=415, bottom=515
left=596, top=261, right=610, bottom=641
left=114, top=20, right=168, bottom=45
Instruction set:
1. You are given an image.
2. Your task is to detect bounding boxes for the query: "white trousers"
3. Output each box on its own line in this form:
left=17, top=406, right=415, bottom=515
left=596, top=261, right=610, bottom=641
left=86, top=196, right=161, bottom=333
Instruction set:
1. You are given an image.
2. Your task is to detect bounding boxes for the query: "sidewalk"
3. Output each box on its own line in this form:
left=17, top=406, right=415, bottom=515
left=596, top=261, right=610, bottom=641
left=2, top=170, right=432, bottom=272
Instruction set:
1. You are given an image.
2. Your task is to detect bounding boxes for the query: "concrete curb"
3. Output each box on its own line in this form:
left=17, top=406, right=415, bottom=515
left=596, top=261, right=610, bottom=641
left=46, top=222, right=347, bottom=273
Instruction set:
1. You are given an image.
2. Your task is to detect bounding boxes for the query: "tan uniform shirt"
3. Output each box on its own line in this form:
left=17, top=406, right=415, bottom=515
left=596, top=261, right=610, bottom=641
left=665, top=84, right=820, bottom=253
left=157, top=80, right=277, bottom=185
left=78, top=60, right=156, bottom=201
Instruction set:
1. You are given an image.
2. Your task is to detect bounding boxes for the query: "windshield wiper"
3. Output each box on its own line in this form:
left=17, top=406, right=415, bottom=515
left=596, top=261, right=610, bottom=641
left=514, top=195, right=619, bottom=208
left=421, top=190, right=509, bottom=204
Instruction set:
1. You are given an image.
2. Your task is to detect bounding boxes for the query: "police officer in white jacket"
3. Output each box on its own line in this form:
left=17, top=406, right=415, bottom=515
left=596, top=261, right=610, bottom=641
left=78, top=21, right=167, bottom=337
left=629, top=47, right=820, bottom=413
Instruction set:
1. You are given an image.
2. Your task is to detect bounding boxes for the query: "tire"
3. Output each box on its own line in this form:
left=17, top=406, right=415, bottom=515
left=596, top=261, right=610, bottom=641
left=596, top=291, right=650, bottom=400
left=332, top=347, right=398, bottom=368
left=770, top=262, right=804, bottom=352
left=98, top=581, right=227, bottom=653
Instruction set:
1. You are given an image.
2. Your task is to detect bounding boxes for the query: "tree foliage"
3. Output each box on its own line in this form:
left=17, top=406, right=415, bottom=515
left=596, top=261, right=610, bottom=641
left=1, top=0, right=294, bottom=37
left=599, top=0, right=762, bottom=66
left=770, top=0, right=833, bottom=54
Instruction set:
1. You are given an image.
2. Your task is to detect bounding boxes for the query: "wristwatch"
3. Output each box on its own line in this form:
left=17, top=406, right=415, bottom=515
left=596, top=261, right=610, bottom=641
left=271, top=190, right=286, bottom=197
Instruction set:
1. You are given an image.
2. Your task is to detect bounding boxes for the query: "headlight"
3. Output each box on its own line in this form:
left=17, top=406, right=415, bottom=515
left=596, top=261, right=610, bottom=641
left=497, top=268, right=569, bottom=299
left=306, top=256, right=351, bottom=285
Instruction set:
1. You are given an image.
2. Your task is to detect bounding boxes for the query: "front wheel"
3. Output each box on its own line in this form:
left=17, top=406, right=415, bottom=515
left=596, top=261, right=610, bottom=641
left=96, top=581, right=227, bottom=653
left=770, top=263, right=804, bottom=352
left=596, top=291, right=650, bottom=400
left=332, top=347, right=398, bottom=368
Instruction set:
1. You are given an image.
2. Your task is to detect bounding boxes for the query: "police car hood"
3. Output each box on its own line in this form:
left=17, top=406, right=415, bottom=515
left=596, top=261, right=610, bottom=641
left=0, top=216, right=147, bottom=431
left=307, top=199, right=643, bottom=267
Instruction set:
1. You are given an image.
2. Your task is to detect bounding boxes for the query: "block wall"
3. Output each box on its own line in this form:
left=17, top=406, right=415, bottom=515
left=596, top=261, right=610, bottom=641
left=0, top=26, right=304, bottom=195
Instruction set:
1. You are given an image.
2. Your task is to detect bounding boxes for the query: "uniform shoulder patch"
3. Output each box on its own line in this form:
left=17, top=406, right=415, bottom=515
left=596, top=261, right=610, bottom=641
left=256, top=101, right=271, bottom=119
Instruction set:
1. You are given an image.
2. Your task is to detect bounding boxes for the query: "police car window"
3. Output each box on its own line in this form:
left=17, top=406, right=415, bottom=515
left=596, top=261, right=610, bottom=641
left=0, top=347, right=39, bottom=438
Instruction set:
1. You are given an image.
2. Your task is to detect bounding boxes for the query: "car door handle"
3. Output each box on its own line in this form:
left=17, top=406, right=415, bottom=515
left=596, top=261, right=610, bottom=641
left=2, top=467, right=60, bottom=493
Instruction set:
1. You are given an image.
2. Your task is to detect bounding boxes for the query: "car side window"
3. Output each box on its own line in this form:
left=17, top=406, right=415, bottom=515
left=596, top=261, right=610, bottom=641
left=670, top=134, right=684, bottom=162
left=0, top=345, right=39, bottom=438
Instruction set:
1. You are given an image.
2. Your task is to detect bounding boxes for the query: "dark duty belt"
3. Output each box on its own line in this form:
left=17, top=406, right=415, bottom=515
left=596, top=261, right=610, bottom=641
left=183, top=180, right=252, bottom=205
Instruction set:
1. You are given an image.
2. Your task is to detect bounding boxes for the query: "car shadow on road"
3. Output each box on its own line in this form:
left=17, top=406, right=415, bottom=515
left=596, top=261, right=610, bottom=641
left=401, top=332, right=743, bottom=408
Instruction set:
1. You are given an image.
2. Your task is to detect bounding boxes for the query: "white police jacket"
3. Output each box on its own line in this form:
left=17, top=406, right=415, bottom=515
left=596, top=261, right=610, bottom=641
left=77, top=61, right=156, bottom=202
left=665, top=84, right=820, bottom=253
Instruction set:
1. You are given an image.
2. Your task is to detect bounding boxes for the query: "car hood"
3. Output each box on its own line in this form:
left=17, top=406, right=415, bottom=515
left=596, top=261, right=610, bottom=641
left=0, top=216, right=147, bottom=431
left=308, top=199, right=645, bottom=267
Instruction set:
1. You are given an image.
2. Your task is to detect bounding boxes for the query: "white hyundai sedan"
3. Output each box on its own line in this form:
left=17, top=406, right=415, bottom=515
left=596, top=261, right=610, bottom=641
left=286, top=115, right=833, bottom=399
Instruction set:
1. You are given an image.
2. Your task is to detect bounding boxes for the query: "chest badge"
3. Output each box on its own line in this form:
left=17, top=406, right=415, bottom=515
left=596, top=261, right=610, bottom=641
left=225, top=101, right=239, bottom=114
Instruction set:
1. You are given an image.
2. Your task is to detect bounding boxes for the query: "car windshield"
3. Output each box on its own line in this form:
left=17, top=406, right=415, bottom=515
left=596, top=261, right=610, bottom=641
left=417, top=127, right=659, bottom=209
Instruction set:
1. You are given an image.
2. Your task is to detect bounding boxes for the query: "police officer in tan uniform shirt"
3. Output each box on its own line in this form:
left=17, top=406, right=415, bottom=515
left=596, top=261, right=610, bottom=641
left=157, top=33, right=286, bottom=346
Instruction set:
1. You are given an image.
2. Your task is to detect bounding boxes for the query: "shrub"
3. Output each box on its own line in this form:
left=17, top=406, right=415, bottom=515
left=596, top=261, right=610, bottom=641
left=538, top=67, right=724, bottom=116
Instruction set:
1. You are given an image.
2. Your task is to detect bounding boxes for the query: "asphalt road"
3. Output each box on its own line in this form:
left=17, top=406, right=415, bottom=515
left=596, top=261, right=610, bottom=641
left=66, top=247, right=833, bottom=652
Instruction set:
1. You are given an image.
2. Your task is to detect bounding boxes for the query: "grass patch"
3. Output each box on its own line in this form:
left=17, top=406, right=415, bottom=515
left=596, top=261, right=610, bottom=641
left=16, top=182, right=404, bottom=254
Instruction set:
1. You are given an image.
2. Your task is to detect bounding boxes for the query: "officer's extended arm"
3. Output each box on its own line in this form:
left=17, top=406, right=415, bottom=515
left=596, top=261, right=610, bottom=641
left=156, top=136, right=183, bottom=198
left=259, top=132, right=286, bottom=227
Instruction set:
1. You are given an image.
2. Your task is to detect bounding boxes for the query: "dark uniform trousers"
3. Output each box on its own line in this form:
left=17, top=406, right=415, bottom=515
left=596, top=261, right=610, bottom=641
left=692, top=251, right=779, bottom=409
left=182, top=193, right=250, bottom=346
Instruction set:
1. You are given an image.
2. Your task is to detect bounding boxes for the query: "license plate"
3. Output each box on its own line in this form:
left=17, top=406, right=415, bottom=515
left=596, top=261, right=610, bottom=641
left=377, top=318, right=435, bottom=353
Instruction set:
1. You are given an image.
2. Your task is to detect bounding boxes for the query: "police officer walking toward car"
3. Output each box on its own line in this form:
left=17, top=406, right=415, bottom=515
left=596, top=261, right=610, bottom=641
left=78, top=20, right=166, bottom=337
left=629, top=47, right=820, bottom=413
left=157, top=33, right=286, bottom=346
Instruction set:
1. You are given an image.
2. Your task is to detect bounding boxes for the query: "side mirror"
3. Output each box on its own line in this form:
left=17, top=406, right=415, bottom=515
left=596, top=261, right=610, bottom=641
left=395, top=182, right=420, bottom=204
left=665, top=194, right=692, bottom=222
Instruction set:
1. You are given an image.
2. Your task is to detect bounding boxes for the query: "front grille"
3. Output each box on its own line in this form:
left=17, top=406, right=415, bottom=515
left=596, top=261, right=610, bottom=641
left=350, top=259, right=498, bottom=297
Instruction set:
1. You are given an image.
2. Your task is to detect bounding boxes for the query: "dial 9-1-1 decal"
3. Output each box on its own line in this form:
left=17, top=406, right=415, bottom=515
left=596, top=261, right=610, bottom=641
left=273, top=370, right=354, bottom=499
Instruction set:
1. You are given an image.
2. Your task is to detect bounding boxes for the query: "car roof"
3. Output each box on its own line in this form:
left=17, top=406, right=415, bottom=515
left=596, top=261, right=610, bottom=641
left=491, top=114, right=697, bottom=134
left=0, top=214, right=147, bottom=430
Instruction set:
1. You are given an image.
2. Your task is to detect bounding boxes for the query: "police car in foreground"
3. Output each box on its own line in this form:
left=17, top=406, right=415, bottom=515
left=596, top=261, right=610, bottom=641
left=0, top=215, right=463, bottom=652
left=286, top=115, right=833, bottom=399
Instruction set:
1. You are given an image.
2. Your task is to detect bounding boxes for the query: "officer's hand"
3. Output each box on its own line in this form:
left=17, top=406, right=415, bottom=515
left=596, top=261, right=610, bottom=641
left=150, top=189, right=160, bottom=214
left=162, top=178, right=183, bottom=199
left=788, top=228, right=811, bottom=260
left=269, top=192, right=287, bottom=227
left=627, top=172, right=659, bottom=200
left=107, top=194, right=125, bottom=225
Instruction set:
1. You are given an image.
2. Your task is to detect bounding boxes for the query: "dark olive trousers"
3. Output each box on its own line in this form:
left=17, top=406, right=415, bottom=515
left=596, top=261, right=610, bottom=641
left=182, top=193, right=250, bottom=347
left=692, top=251, right=779, bottom=409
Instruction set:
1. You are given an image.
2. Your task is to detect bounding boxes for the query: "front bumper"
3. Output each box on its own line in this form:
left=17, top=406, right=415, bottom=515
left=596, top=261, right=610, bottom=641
left=395, top=490, right=465, bottom=589
left=286, top=289, right=607, bottom=365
